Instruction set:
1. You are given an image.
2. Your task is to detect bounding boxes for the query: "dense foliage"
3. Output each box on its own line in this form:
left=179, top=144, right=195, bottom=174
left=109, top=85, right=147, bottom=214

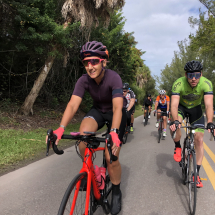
left=158, top=1, right=215, bottom=102
left=0, top=1, right=154, bottom=112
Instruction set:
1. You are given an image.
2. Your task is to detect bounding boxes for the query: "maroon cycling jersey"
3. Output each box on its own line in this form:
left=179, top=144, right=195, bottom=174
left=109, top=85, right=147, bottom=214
left=73, top=69, right=123, bottom=113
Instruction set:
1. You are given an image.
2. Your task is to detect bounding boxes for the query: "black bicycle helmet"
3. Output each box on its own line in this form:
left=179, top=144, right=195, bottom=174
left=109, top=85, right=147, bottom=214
left=123, top=83, right=129, bottom=89
left=147, top=94, right=151, bottom=97
left=184, top=60, right=203, bottom=72
left=80, top=41, right=109, bottom=60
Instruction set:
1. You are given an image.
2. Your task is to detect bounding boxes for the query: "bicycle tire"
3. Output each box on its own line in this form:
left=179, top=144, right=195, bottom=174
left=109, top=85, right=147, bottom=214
left=188, top=150, right=197, bottom=215
left=144, top=109, right=148, bottom=126
left=58, top=172, right=94, bottom=215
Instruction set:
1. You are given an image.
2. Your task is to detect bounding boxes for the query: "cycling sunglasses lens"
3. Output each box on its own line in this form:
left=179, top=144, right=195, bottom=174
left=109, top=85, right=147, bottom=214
left=195, top=73, right=201, bottom=79
left=83, top=59, right=100, bottom=67
left=187, top=72, right=201, bottom=79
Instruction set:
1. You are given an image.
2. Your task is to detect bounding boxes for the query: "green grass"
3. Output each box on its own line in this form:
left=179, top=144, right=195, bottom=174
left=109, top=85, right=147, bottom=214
left=133, top=105, right=144, bottom=118
left=0, top=107, right=142, bottom=168
left=0, top=123, right=81, bottom=168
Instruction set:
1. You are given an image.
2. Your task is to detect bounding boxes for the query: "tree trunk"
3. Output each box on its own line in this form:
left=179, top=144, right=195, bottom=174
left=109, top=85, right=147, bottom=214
left=19, top=47, right=56, bottom=115
left=19, top=19, right=72, bottom=116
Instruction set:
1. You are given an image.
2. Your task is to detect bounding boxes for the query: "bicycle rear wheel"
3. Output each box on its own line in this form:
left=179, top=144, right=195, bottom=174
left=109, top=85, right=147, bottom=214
left=58, top=172, right=94, bottom=215
left=188, top=151, right=197, bottom=215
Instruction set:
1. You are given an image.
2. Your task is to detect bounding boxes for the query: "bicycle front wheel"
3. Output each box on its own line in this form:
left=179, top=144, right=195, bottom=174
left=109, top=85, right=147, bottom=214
left=58, top=172, right=94, bottom=215
left=188, top=151, right=197, bottom=215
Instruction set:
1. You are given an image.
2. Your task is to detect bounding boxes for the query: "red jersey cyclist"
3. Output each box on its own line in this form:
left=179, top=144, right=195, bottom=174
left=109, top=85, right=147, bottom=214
left=50, top=41, right=126, bottom=215
left=154, top=90, right=170, bottom=137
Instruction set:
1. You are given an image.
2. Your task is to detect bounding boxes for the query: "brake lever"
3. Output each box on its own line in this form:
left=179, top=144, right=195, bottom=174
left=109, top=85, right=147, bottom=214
left=210, top=129, right=215, bottom=141
left=47, top=129, right=64, bottom=155
left=106, top=134, right=118, bottom=164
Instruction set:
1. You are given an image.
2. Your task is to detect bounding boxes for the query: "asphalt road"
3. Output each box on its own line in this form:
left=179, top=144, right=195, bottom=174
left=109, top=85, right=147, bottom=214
left=0, top=115, right=215, bottom=215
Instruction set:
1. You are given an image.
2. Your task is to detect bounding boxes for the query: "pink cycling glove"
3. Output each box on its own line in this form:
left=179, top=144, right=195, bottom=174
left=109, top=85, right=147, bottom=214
left=53, top=127, right=64, bottom=140
left=110, top=131, right=121, bottom=147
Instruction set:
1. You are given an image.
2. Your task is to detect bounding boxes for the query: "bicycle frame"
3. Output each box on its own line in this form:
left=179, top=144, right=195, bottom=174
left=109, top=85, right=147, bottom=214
left=71, top=146, right=105, bottom=215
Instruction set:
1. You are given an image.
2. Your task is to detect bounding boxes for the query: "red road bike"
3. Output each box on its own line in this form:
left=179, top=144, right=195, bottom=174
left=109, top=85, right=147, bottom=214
left=46, top=129, right=117, bottom=215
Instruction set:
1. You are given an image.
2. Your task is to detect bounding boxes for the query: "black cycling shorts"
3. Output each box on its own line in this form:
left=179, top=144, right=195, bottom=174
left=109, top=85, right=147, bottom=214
left=178, top=104, right=204, bottom=133
left=144, top=105, right=151, bottom=110
left=130, top=105, right=135, bottom=115
left=84, top=107, right=127, bottom=142
left=157, top=107, right=168, bottom=116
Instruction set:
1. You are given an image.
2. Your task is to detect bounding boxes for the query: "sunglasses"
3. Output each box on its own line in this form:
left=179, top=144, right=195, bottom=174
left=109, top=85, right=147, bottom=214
left=123, top=90, right=127, bottom=93
left=187, top=72, right=201, bottom=80
left=82, top=58, right=104, bottom=67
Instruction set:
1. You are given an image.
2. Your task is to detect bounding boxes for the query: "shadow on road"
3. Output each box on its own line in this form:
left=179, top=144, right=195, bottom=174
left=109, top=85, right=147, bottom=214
left=156, top=153, right=190, bottom=214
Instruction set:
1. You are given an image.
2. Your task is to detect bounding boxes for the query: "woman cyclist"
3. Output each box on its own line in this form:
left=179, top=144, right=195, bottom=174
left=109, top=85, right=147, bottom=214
left=49, top=41, right=126, bottom=215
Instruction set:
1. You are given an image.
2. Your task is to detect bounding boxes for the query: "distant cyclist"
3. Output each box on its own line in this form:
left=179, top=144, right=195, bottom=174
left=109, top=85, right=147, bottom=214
left=154, top=90, right=170, bottom=137
left=169, top=60, right=215, bottom=188
left=142, top=94, right=153, bottom=123
left=123, top=83, right=136, bottom=132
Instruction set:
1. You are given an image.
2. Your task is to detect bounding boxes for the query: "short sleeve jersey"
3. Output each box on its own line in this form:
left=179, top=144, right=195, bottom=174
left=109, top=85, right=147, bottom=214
left=143, top=98, right=153, bottom=106
left=72, top=69, right=123, bottom=113
left=172, top=76, right=213, bottom=109
left=156, top=95, right=170, bottom=109
left=125, top=89, right=136, bottom=108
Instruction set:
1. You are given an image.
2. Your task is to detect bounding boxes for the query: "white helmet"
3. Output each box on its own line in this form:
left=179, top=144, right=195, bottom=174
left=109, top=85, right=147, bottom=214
left=159, top=89, right=166, bottom=95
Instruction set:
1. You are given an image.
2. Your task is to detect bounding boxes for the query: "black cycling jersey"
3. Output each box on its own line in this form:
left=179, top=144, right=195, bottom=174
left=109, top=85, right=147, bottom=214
left=143, top=98, right=153, bottom=107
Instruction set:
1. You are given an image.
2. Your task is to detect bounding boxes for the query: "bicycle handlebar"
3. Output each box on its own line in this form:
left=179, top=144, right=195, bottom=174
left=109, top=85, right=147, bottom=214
left=171, top=123, right=215, bottom=140
left=46, top=129, right=118, bottom=164
left=154, top=110, right=169, bottom=117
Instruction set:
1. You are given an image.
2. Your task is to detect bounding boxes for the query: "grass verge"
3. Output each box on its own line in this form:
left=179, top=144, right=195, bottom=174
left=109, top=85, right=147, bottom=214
left=0, top=123, right=80, bottom=168
left=0, top=108, right=143, bottom=170
left=133, top=104, right=144, bottom=118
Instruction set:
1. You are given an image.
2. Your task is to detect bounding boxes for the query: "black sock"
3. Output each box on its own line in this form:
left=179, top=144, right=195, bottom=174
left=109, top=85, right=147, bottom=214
left=197, top=165, right=201, bottom=175
left=130, top=123, right=133, bottom=127
left=174, top=141, right=181, bottom=148
left=112, top=183, right=120, bottom=194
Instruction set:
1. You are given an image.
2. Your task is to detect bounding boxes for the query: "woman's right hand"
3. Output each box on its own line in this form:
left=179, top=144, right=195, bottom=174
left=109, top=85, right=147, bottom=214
left=46, top=127, right=64, bottom=146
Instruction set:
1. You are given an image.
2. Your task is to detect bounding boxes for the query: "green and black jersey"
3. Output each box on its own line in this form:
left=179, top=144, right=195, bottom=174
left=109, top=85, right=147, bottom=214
left=172, top=76, right=213, bottom=109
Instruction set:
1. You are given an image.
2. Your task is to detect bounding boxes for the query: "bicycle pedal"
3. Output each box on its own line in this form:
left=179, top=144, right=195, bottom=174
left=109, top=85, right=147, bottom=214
left=179, top=161, right=182, bottom=167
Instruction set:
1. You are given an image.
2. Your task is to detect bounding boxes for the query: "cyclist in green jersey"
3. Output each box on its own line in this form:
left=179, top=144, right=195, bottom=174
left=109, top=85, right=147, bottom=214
left=169, top=60, right=215, bottom=188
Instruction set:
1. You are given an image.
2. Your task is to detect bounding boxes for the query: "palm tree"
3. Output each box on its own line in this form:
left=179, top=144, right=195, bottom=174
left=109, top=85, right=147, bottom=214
left=20, top=0, right=125, bottom=115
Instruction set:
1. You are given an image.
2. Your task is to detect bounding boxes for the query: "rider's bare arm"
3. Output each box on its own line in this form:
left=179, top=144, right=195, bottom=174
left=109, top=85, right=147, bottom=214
left=154, top=102, right=158, bottom=111
left=60, top=95, right=82, bottom=127
left=127, top=98, right=135, bottom=111
left=167, top=101, right=170, bottom=112
left=170, top=95, right=180, bottom=121
left=112, top=97, right=123, bottom=130
left=204, top=94, right=214, bottom=123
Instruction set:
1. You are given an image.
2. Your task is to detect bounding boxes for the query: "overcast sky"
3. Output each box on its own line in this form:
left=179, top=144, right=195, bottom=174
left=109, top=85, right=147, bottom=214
left=122, top=0, right=206, bottom=77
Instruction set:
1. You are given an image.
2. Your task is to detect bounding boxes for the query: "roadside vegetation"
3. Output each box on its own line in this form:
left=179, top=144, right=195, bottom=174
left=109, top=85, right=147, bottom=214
left=0, top=1, right=156, bottom=174
left=157, top=0, right=215, bottom=104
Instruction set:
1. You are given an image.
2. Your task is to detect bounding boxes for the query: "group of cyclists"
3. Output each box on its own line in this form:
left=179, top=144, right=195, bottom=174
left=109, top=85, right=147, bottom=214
left=48, top=40, right=215, bottom=215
